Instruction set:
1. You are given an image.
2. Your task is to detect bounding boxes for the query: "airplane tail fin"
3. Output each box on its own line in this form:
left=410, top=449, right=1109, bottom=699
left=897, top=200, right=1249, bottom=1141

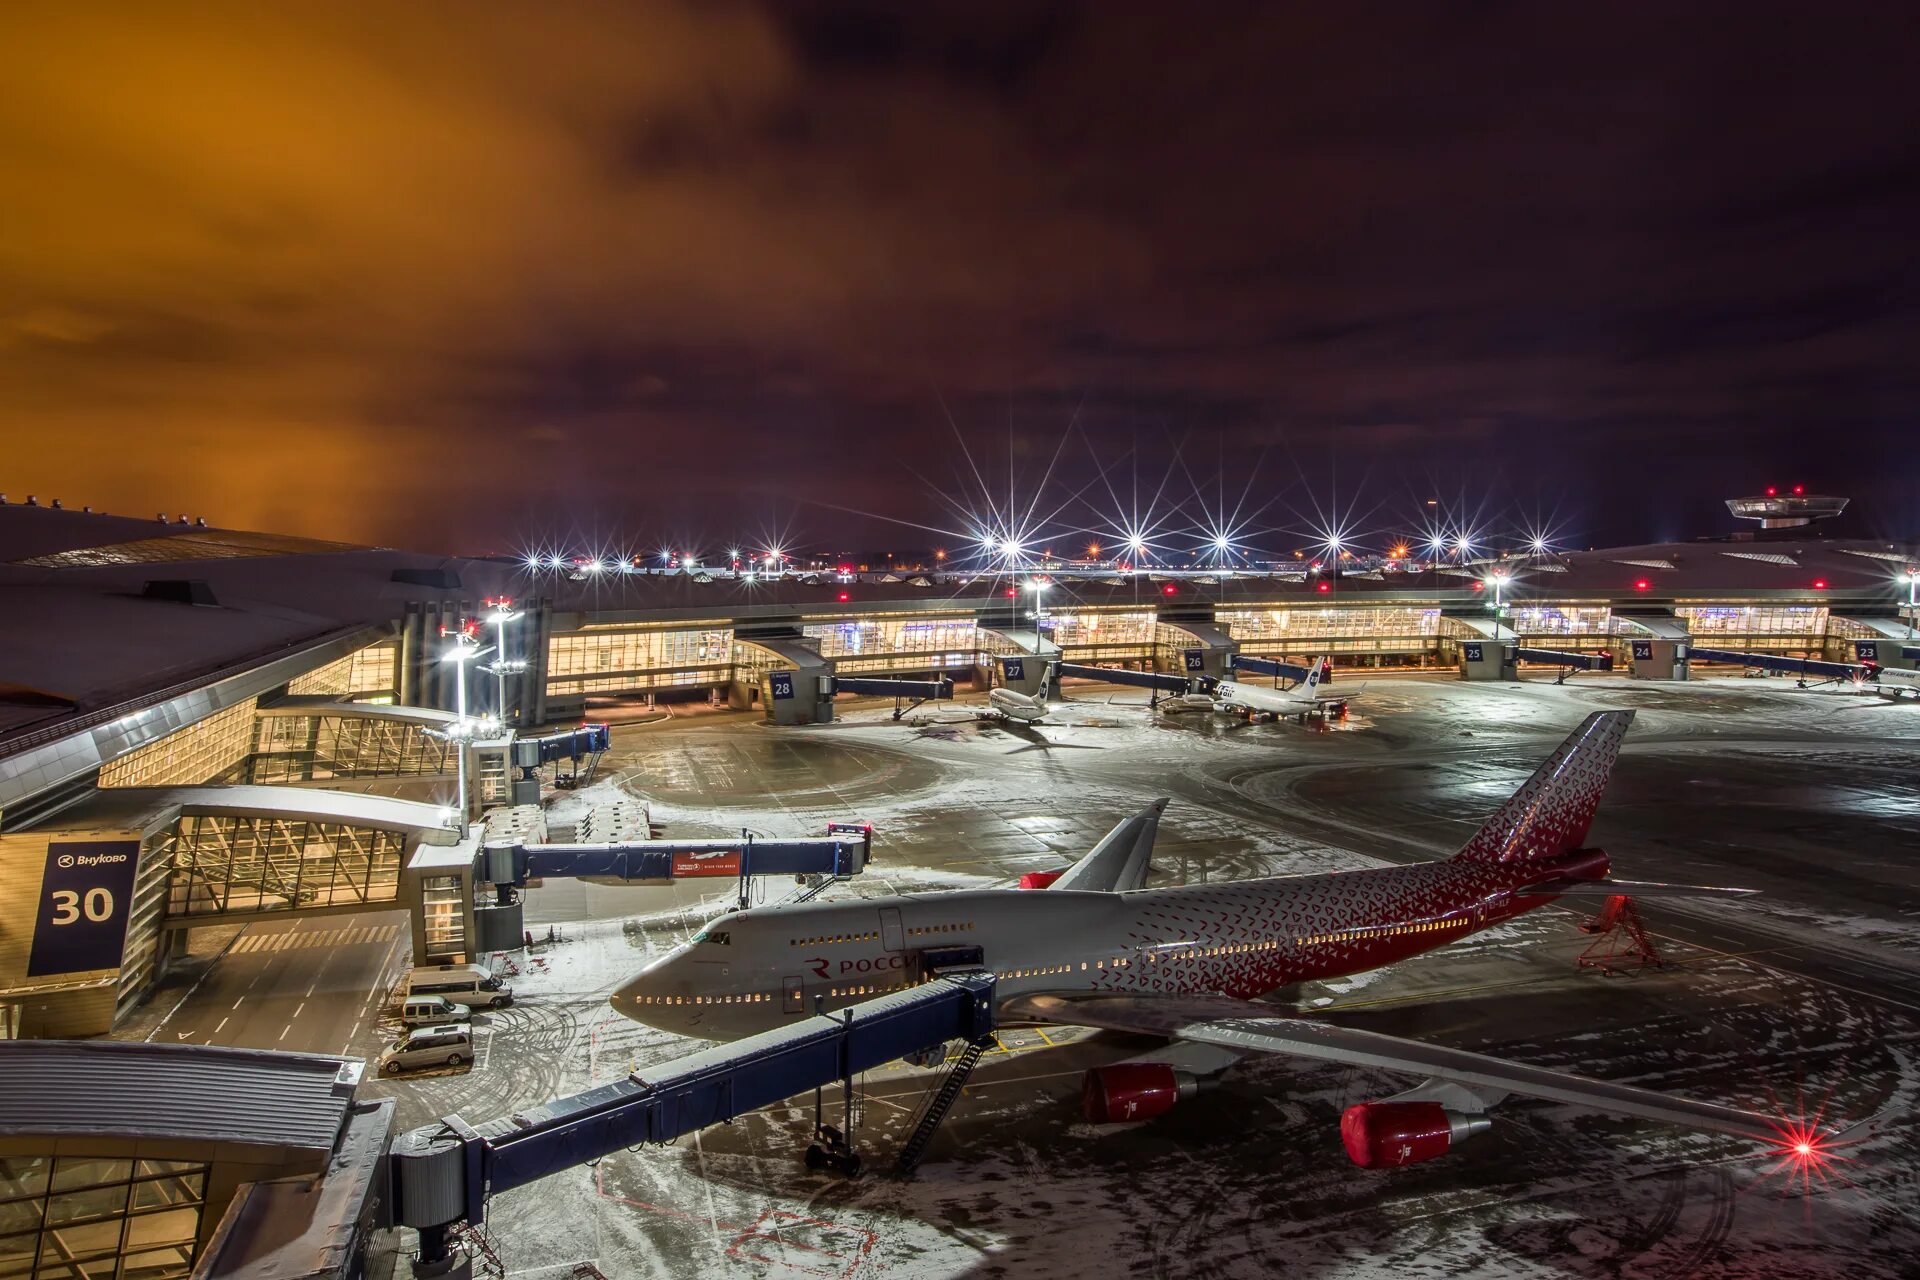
left=1452, top=711, right=1634, bottom=866
left=1301, top=657, right=1324, bottom=695
left=1039, top=660, right=1055, bottom=701
left=1049, top=799, right=1167, bottom=892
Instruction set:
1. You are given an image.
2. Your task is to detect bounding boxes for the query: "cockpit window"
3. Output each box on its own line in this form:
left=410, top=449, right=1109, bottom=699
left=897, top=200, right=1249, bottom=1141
left=693, top=930, right=730, bottom=945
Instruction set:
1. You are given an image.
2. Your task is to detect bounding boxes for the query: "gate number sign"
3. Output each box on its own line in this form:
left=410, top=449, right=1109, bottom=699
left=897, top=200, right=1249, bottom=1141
left=769, top=671, right=795, bottom=701
left=28, top=839, right=143, bottom=977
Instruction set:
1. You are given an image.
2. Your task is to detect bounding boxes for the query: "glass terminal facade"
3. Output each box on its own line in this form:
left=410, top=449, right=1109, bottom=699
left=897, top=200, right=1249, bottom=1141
left=246, top=713, right=450, bottom=784
left=286, top=641, right=398, bottom=701
left=1674, top=604, right=1829, bottom=652
left=1037, top=610, right=1156, bottom=662
left=0, top=1154, right=208, bottom=1280
left=802, top=615, right=979, bottom=673
left=544, top=623, right=733, bottom=696
left=98, top=699, right=257, bottom=789
left=1218, top=606, right=1441, bottom=666
left=157, top=816, right=403, bottom=919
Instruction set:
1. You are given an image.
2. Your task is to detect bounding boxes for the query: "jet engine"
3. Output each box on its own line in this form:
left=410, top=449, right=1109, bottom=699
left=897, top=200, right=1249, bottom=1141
left=1081, top=1064, right=1199, bottom=1123
left=1339, top=1101, right=1491, bottom=1167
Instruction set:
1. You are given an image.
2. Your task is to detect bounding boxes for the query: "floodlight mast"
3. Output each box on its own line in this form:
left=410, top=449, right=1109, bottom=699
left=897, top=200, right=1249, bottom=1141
left=485, top=602, right=525, bottom=724
left=442, top=635, right=494, bottom=839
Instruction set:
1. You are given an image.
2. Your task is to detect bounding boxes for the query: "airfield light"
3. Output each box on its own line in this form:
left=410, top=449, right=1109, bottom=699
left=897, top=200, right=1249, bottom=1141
left=1530, top=536, right=1548, bottom=554
left=1793, top=484, right=1805, bottom=495
left=1812, top=578, right=1828, bottom=590
left=1765, top=486, right=1778, bottom=497
left=1213, top=535, right=1231, bottom=553
left=1162, top=583, right=1177, bottom=595
left=836, top=590, right=850, bottom=603
left=1316, top=582, right=1331, bottom=593
left=1428, top=535, right=1446, bottom=554
left=1634, top=578, right=1651, bottom=591
left=1126, top=534, right=1147, bottom=557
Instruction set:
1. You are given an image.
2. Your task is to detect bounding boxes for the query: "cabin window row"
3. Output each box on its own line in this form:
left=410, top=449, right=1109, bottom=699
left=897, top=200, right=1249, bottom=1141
left=629, top=992, right=774, bottom=1006
left=1297, top=918, right=1455, bottom=946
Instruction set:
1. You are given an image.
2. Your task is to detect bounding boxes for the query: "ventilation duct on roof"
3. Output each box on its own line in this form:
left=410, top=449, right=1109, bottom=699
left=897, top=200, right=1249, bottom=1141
left=141, top=579, right=219, bottom=606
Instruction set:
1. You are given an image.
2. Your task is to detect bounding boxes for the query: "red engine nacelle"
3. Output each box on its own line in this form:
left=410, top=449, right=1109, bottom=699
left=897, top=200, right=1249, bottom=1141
left=1340, top=1101, right=1491, bottom=1168
left=1018, top=870, right=1065, bottom=890
left=1081, top=1064, right=1197, bottom=1123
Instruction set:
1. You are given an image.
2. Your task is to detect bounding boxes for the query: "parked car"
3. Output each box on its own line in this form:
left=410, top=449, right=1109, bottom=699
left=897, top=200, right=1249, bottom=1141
left=406, top=963, right=513, bottom=1009
left=401, top=995, right=471, bottom=1027
left=379, top=1025, right=473, bottom=1074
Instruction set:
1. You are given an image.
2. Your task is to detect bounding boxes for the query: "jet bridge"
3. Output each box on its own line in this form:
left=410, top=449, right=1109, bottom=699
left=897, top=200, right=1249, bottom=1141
left=825, top=674, right=954, bottom=719
left=1054, top=661, right=1200, bottom=695
left=389, top=973, right=998, bottom=1274
left=1686, top=647, right=1865, bottom=684
left=1514, top=647, right=1614, bottom=683
left=1226, top=654, right=1313, bottom=683
left=480, top=828, right=873, bottom=889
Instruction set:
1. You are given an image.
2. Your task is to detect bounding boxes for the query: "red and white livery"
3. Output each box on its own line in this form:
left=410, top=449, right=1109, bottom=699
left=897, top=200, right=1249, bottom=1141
left=614, top=711, right=1859, bottom=1167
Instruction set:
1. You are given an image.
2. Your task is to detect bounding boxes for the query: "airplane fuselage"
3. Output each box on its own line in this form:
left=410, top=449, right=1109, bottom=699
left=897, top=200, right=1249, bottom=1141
left=1877, top=666, right=1920, bottom=698
left=1214, top=680, right=1341, bottom=718
left=612, top=851, right=1604, bottom=1040
left=987, top=688, right=1048, bottom=721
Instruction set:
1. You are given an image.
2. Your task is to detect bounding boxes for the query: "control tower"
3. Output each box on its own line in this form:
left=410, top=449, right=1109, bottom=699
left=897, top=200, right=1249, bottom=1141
left=1725, top=485, right=1848, bottom=530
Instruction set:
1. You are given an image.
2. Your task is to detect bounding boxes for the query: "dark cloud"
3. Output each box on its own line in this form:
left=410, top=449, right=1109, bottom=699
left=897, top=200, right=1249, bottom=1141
left=2, top=2, right=1917, bottom=553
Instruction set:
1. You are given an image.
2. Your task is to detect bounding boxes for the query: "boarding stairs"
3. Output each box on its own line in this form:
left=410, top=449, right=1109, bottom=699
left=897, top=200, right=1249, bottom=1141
left=896, top=1039, right=989, bottom=1173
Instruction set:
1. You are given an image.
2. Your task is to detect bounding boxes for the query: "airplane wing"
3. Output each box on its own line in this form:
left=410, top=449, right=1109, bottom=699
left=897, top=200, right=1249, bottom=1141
left=1046, top=800, right=1167, bottom=893
left=1520, top=877, right=1759, bottom=898
left=1007, top=991, right=1840, bottom=1146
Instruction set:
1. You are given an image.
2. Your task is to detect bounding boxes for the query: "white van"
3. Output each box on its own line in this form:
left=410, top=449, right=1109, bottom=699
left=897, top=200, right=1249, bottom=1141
left=406, top=963, right=514, bottom=1009
left=401, top=995, right=470, bottom=1028
left=379, top=1025, right=473, bottom=1074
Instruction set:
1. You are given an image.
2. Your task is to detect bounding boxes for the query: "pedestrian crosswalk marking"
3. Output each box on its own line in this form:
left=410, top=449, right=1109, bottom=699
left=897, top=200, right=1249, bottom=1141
left=231, top=923, right=400, bottom=954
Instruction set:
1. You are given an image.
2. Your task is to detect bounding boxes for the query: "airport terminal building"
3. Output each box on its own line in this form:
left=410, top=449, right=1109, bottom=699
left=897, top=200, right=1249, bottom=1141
left=0, top=499, right=1916, bottom=1044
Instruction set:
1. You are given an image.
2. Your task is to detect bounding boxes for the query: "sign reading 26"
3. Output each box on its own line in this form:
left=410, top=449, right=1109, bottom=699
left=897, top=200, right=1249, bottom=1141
left=49, top=888, right=114, bottom=926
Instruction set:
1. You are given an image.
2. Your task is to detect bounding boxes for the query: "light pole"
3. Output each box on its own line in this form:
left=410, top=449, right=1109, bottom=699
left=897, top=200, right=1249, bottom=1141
left=485, top=600, right=525, bottom=724
left=1906, top=570, right=1919, bottom=637
left=1487, top=570, right=1510, bottom=638
left=442, top=636, right=494, bottom=839
left=1028, top=577, right=1049, bottom=625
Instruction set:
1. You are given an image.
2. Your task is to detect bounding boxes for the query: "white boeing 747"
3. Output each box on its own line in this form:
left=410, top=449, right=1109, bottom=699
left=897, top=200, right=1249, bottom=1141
left=613, top=711, right=1858, bottom=1169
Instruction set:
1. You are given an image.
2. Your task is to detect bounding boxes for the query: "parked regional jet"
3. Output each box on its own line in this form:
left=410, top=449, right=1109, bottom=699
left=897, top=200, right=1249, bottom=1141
left=612, top=711, right=1850, bottom=1169
left=1212, top=656, right=1356, bottom=720
left=982, top=660, right=1054, bottom=723
left=1874, top=665, right=1920, bottom=699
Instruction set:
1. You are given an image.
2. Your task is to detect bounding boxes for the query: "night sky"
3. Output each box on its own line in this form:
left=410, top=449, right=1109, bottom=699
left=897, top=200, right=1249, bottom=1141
left=5, top=4, right=1919, bottom=556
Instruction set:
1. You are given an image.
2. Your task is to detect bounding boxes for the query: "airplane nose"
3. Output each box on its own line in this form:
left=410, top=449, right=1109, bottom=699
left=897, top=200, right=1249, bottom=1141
left=610, top=952, right=701, bottom=1032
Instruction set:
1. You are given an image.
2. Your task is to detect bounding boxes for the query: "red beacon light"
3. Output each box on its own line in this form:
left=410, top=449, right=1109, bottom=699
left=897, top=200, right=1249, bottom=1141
left=1812, top=578, right=1828, bottom=590
left=836, top=590, right=850, bottom=603
left=1005, top=587, right=1018, bottom=598
left=1792, top=484, right=1805, bottom=495
left=1470, top=580, right=1484, bottom=592
left=1162, top=583, right=1177, bottom=595
left=1765, top=485, right=1778, bottom=496
left=1634, top=578, right=1651, bottom=591
left=1316, top=581, right=1331, bottom=593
